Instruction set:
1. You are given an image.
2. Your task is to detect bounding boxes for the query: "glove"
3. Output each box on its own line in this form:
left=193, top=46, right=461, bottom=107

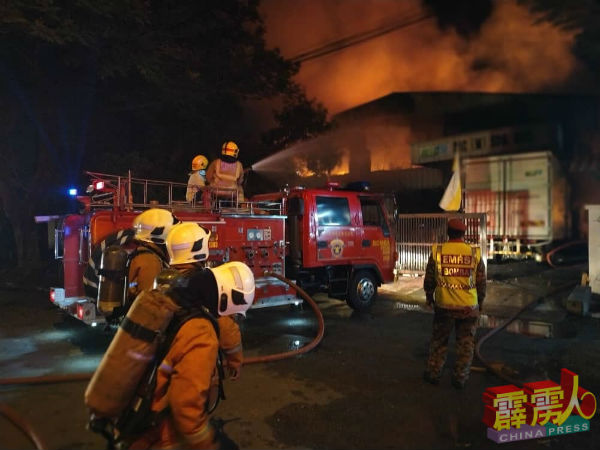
left=227, top=364, right=240, bottom=381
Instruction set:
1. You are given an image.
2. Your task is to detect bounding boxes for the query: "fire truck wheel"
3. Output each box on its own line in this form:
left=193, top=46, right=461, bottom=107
left=346, top=270, right=377, bottom=312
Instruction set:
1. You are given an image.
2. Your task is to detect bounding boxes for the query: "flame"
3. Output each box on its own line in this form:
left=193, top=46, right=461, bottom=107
left=261, top=0, right=579, bottom=114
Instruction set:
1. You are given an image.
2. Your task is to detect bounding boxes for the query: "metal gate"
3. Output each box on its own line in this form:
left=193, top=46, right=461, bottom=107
left=394, top=213, right=487, bottom=276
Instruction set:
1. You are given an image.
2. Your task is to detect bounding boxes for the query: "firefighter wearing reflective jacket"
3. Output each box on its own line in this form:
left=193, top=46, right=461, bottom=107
left=129, top=222, right=254, bottom=450
left=187, top=154, right=209, bottom=203
left=205, top=141, right=245, bottom=201
left=96, top=209, right=178, bottom=315
left=128, top=209, right=179, bottom=299
left=422, top=218, right=486, bottom=389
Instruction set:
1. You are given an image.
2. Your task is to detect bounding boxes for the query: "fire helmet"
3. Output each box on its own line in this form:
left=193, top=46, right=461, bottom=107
left=133, top=208, right=179, bottom=245
left=209, top=262, right=255, bottom=317
left=191, top=154, right=209, bottom=171
left=166, top=222, right=211, bottom=265
left=221, top=141, right=239, bottom=159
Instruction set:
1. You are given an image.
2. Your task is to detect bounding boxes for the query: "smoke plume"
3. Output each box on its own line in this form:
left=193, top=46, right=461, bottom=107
left=261, top=0, right=580, bottom=114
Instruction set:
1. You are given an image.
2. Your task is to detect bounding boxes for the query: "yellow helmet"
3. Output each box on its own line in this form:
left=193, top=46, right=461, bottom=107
left=221, top=141, right=239, bottom=159
left=166, top=222, right=211, bottom=265
left=191, top=154, right=208, bottom=171
left=132, top=208, right=179, bottom=244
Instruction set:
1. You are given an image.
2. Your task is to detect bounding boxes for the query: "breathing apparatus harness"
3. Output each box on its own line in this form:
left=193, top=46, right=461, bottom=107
left=90, top=304, right=223, bottom=449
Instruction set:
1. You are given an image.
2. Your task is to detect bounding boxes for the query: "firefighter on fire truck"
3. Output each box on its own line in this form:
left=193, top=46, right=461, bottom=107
left=205, top=141, right=245, bottom=201
left=186, top=154, right=209, bottom=203
left=127, top=222, right=254, bottom=450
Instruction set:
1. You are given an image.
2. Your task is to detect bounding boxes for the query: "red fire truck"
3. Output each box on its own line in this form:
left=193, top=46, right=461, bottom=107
left=49, top=172, right=397, bottom=324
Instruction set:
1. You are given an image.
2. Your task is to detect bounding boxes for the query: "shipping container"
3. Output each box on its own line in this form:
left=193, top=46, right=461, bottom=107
left=463, top=151, right=568, bottom=258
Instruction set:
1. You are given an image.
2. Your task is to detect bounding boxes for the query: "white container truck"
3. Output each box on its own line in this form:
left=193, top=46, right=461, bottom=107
left=463, top=151, right=569, bottom=259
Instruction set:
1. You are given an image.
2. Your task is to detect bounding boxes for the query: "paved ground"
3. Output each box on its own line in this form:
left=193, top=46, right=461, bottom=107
left=1, top=261, right=600, bottom=449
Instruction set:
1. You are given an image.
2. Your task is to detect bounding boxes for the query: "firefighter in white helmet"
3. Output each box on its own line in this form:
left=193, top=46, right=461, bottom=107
left=129, top=222, right=254, bottom=450
left=127, top=208, right=179, bottom=301
left=205, top=141, right=245, bottom=202
left=186, top=154, right=209, bottom=203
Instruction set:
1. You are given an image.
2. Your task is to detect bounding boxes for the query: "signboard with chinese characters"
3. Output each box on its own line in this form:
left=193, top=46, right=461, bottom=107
left=483, top=368, right=596, bottom=444
left=411, top=123, right=561, bottom=165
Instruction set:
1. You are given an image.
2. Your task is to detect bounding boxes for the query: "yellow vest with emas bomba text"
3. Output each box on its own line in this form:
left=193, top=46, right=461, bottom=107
left=432, top=241, right=481, bottom=308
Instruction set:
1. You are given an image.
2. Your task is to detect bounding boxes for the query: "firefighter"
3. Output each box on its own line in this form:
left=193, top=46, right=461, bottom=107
left=187, top=154, right=209, bottom=203
left=205, top=141, right=245, bottom=202
left=128, top=208, right=179, bottom=299
left=129, top=223, right=253, bottom=450
left=161, top=222, right=244, bottom=381
left=423, top=218, right=486, bottom=389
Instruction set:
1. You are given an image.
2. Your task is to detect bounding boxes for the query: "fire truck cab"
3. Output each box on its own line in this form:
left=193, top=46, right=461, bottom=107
left=253, top=181, right=397, bottom=311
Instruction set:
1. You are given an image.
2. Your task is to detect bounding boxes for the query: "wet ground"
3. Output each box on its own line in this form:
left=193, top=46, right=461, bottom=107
left=1, top=261, right=600, bottom=449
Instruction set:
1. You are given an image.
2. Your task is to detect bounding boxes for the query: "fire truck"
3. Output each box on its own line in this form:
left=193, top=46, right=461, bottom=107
left=49, top=171, right=397, bottom=325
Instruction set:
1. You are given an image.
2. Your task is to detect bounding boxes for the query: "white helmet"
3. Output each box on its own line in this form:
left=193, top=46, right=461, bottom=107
left=166, top=222, right=211, bottom=265
left=133, top=208, right=179, bottom=244
left=209, top=262, right=255, bottom=317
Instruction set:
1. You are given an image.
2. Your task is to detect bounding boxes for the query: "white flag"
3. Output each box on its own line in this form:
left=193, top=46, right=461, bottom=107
left=439, top=152, right=461, bottom=211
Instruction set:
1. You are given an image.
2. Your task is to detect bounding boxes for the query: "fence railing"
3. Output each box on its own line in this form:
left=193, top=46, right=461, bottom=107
left=394, top=213, right=487, bottom=275
left=83, top=171, right=283, bottom=215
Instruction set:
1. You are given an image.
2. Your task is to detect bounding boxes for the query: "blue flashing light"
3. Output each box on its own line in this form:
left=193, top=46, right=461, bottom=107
left=68, top=188, right=78, bottom=197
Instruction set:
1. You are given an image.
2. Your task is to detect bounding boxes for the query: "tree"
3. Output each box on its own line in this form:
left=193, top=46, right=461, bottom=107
left=0, top=0, right=329, bottom=267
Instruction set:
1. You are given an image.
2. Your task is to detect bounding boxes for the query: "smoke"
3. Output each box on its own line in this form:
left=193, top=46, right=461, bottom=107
left=261, top=0, right=580, bottom=114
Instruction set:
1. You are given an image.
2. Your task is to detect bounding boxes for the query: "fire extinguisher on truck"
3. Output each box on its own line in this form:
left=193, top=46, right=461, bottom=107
left=48, top=171, right=398, bottom=324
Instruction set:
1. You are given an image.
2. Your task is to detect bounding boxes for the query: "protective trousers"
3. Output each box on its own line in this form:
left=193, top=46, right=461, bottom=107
left=426, top=308, right=478, bottom=384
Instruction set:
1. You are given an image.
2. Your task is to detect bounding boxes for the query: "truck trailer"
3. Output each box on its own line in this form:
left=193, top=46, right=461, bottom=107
left=463, top=151, right=569, bottom=259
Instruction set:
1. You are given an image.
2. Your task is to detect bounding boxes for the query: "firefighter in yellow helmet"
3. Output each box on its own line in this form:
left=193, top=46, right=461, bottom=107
left=205, top=141, right=245, bottom=202
left=423, top=218, right=486, bottom=389
left=129, top=223, right=254, bottom=450
left=186, top=154, right=209, bottom=203
left=127, top=208, right=179, bottom=301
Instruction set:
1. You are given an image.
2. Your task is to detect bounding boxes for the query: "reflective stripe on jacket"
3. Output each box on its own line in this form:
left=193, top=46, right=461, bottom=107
left=217, top=316, right=242, bottom=371
left=432, top=242, right=480, bottom=308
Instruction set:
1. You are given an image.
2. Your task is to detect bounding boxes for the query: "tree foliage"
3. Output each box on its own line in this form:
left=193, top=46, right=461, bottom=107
left=0, top=0, right=329, bottom=265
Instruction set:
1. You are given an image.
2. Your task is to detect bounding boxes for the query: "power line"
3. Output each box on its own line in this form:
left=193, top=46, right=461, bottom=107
left=290, top=12, right=435, bottom=64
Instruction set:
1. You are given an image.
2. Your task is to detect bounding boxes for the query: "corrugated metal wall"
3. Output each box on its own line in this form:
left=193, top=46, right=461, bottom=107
left=394, top=213, right=487, bottom=275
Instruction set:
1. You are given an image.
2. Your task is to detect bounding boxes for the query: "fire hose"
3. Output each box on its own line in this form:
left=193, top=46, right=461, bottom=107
left=545, top=240, right=587, bottom=269
left=0, top=273, right=325, bottom=449
left=474, top=280, right=577, bottom=387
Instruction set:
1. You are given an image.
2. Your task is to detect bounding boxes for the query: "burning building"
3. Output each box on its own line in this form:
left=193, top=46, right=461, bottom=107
left=250, top=92, right=600, bottom=239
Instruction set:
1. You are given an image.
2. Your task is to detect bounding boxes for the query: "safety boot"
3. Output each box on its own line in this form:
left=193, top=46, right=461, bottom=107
left=451, top=377, right=466, bottom=389
left=423, top=371, right=440, bottom=385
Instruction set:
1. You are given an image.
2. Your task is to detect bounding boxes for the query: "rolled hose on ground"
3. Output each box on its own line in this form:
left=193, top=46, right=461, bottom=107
left=474, top=280, right=577, bottom=387
left=0, top=274, right=325, bottom=449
